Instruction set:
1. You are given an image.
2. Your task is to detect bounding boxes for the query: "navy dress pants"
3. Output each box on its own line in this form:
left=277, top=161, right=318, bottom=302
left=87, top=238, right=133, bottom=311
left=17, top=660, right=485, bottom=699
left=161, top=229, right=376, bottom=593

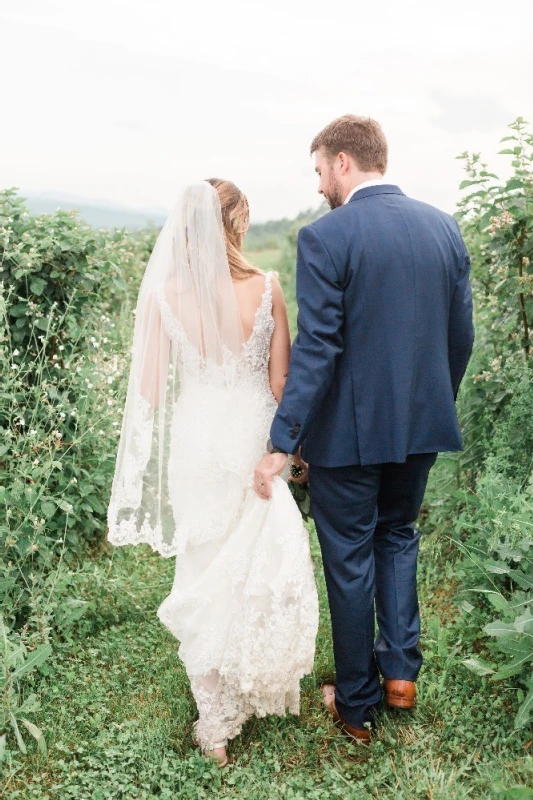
left=309, top=452, right=438, bottom=729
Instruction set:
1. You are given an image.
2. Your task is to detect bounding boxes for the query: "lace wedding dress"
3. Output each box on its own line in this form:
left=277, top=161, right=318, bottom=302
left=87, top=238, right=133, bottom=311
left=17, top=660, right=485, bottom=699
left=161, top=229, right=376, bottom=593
left=155, top=271, right=319, bottom=750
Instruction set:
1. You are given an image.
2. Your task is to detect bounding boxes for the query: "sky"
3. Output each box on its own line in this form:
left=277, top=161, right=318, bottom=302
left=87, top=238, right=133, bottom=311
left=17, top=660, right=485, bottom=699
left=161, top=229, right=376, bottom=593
left=0, top=0, right=531, bottom=221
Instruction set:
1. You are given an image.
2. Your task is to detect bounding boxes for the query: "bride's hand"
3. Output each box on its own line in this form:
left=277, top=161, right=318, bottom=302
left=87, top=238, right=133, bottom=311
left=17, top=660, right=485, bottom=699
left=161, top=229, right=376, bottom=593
left=254, top=453, right=288, bottom=500
left=289, top=450, right=309, bottom=485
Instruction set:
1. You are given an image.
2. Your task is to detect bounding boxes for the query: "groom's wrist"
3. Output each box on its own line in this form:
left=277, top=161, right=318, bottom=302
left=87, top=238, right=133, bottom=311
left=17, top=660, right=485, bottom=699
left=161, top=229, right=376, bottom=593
left=266, top=438, right=287, bottom=455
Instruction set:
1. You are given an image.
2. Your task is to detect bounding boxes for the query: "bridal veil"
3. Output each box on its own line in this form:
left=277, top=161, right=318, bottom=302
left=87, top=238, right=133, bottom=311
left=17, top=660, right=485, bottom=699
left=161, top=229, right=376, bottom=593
left=106, top=181, right=247, bottom=556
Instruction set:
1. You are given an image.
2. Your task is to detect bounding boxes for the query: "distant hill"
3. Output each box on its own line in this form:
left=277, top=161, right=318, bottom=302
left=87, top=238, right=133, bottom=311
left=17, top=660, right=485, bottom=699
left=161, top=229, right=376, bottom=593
left=20, top=191, right=168, bottom=230
left=15, top=190, right=327, bottom=239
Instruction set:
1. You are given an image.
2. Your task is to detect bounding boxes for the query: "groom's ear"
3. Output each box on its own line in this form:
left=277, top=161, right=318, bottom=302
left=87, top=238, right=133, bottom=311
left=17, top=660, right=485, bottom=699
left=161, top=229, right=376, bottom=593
left=337, top=152, right=351, bottom=175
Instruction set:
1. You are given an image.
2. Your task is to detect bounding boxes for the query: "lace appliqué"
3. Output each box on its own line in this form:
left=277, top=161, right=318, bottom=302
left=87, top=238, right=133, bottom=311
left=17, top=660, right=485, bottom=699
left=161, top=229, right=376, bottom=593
left=157, top=479, right=319, bottom=750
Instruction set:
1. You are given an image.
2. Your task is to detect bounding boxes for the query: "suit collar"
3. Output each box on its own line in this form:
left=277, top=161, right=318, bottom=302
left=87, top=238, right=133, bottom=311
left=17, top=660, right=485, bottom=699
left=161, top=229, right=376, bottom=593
left=348, top=184, right=405, bottom=202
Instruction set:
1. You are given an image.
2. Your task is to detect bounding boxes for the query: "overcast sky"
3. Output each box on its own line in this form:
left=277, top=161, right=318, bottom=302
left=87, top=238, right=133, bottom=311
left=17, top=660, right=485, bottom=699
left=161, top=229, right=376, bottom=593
left=0, top=1, right=531, bottom=221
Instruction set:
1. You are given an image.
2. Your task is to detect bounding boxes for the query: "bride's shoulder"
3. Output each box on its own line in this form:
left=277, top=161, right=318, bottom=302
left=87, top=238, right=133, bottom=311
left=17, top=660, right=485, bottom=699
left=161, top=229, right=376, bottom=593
left=235, top=269, right=283, bottom=303
left=255, top=268, right=281, bottom=288
left=268, top=272, right=286, bottom=311
left=253, top=269, right=283, bottom=299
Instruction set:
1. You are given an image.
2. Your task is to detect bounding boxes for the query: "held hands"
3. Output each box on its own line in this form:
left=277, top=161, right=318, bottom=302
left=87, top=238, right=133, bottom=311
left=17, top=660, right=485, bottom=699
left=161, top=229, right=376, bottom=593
left=253, top=453, right=288, bottom=500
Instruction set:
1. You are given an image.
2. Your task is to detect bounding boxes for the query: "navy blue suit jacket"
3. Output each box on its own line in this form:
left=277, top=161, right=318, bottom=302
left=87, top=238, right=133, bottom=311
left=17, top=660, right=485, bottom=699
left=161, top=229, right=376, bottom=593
left=270, top=184, right=475, bottom=467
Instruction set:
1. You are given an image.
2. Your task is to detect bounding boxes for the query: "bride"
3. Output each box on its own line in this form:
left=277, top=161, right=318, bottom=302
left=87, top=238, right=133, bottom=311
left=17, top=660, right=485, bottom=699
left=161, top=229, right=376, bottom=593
left=106, top=179, right=319, bottom=767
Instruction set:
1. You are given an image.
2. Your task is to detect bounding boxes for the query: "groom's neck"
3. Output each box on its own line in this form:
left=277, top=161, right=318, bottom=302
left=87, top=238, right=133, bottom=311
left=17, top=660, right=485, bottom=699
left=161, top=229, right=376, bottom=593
left=342, top=171, right=384, bottom=202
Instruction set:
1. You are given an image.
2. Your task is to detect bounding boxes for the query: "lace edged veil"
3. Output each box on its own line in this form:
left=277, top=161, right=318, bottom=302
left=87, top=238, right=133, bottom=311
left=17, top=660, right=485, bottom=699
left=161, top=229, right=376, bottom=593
left=106, top=181, right=246, bottom=556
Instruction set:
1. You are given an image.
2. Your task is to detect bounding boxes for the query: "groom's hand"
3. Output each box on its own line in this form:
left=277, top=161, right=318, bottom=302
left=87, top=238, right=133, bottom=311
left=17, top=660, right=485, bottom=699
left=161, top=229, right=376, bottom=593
left=289, top=450, right=309, bottom=485
left=254, top=453, right=288, bottom=500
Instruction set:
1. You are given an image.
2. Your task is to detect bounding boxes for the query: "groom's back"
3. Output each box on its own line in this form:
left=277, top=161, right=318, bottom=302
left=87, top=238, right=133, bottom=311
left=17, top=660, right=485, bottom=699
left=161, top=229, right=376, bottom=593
left=299, top=185, right=474, bottom=467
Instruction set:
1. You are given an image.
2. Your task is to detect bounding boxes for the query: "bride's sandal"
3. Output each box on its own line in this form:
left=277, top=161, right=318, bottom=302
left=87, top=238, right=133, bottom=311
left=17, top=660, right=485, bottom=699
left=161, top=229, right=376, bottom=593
left=194, top=734, right=229, bottom=768
left=202, top=744, right=228, bottom=768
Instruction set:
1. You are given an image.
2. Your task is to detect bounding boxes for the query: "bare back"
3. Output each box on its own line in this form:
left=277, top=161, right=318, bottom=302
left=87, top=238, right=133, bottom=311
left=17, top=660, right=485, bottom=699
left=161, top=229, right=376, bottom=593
left=232, top=273, right=269, bottom=342
left=232, top=271, right=291, bottom=404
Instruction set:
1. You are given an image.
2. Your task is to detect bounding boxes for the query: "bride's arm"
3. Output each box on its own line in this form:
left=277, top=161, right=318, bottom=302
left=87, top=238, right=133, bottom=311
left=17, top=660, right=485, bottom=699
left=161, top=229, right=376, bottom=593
left=268, top=275, right=291, bottom=404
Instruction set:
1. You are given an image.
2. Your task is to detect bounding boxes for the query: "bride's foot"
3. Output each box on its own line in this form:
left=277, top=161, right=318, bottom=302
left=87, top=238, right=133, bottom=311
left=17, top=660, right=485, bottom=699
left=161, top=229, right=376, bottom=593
left=202, top=744, right=228, bottom=768
left=194, top=734, right=229, bottom=768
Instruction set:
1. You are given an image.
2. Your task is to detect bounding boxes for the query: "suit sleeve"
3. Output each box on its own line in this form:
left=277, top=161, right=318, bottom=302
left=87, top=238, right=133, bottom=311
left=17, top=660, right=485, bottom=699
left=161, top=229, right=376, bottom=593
left=448, top=225, right=475, bottom=399
left=269, top=224, right=345, bottom=454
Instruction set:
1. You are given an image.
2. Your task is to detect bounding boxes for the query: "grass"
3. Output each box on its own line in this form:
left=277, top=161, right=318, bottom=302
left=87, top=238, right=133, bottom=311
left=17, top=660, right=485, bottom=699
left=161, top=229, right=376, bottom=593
left=3, top=464, right=532, bottom=798
left=246, top=249, right=282, bottom=273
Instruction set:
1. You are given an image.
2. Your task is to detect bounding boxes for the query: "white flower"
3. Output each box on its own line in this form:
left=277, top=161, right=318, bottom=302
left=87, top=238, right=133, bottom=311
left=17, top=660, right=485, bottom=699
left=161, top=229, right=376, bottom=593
left=59, top=345, right=64, bottom=351
left=13, top=349, right=19, bottom=356
left=107, top=377, right=113, bottom=384
left=29, top=429, right=37, bottom=435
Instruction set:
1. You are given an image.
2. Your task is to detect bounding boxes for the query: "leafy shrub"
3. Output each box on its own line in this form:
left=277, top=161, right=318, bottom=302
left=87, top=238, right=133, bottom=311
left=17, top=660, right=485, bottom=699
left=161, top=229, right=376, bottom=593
left=456, top=460, right=533, bottom=728
left=0, top=615, right=50, bottom=758
left=0, top=190, right=157, bottom=755
left=455, top=117, right=533, bottom=472
left=448, top=119, right=533, bottom=729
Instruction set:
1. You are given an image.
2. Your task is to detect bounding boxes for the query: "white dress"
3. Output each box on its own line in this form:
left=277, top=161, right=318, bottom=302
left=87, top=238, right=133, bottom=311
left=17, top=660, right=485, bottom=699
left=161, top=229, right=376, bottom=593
left=156, top=271, right=319, bottom=749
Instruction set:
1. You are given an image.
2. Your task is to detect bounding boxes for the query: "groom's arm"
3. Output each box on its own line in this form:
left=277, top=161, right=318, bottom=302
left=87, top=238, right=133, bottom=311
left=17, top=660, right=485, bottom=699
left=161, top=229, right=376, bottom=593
left=270, top=224, right=345, bottom=454
left=448, top=225, right=475, bottom=399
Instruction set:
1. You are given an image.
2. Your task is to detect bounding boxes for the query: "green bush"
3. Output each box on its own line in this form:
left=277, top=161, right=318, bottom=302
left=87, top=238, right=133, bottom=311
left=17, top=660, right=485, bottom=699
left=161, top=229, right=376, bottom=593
left=455, top=459, right=533, bottom=728
left=446, top=119, right=533, bottom=729
left=0, top=190, right=157, bottom=755
left=455, top=117, right=533, bottom=470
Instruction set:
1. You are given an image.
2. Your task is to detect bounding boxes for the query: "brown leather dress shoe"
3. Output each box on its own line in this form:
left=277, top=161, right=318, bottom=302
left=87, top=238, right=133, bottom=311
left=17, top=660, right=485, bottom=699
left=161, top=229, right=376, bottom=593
left=384, top=679, right=417, bottom=710
left=320, top=683, right=371, bottom=745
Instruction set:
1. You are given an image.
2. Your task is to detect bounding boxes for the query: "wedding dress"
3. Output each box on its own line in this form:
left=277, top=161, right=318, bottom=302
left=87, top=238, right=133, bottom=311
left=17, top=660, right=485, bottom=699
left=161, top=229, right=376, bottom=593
left=156, top=271, right=319, bottom=748
left=106, top=182, right=319, bottom=751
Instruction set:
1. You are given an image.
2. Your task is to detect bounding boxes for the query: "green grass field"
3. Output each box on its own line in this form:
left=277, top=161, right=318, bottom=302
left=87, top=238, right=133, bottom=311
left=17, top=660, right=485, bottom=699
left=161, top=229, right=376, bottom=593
left=246, top=250, right=282, bottom=272
left=4, top=477, right=531, bottom=798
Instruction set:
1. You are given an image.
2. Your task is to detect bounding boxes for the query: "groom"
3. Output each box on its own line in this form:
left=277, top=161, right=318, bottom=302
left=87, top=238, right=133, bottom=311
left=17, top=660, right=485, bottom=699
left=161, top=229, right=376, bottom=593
left=254, top=114, right=474, bottom=742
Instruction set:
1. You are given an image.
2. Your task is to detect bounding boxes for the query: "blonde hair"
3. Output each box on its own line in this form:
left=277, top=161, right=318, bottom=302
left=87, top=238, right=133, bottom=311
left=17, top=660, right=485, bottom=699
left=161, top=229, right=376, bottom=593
left=310, top=114, right=388, bottom=174
left=205, top=178, right=261, bottom=281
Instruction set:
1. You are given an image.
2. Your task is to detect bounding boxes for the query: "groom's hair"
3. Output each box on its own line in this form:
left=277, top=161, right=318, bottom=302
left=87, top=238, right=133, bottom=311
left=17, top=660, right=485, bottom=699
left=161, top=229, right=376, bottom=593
left=310, top=114, right=388, bottom=173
